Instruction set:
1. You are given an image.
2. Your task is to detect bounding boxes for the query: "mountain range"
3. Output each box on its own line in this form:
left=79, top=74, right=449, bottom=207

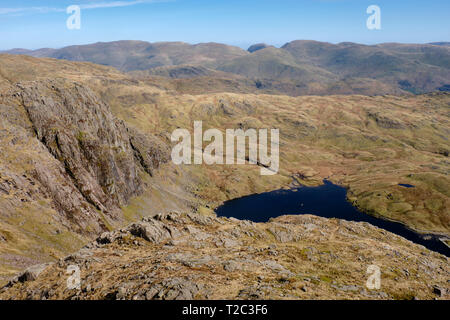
left=0, top=43, right=449, bottom=300
left=3, top=40, right=450, bottom=96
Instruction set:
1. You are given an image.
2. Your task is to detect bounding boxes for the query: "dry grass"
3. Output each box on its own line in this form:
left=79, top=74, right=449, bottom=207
left=1, top=212, right=448, bottom=300
left=0, top=55, right=448, bottom=283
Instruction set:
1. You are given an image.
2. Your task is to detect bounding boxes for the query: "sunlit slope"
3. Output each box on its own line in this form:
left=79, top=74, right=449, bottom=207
left=4, top=40, right=450, bottom=94
left=0, top=54, right=449, bottom=261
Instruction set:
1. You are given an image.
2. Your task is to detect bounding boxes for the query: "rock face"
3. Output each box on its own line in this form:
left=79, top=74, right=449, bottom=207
left=128, top=127, right=170, bottom=176
left=1, top=212, right=448, bottom=300
left=4, top=79, right=169, bottom=224
left=17, top=80, right=142, bottom=211
left=0, top=79, right=170, bottom=277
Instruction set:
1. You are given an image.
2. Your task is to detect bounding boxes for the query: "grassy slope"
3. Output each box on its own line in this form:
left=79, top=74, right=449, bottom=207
left=2, top=54, right=447, bottom=235
left=0, top=55, right=448, bottom=280
left=137, top=92, right=450, bottom=235
left=88, top=58, right=449, bottom=235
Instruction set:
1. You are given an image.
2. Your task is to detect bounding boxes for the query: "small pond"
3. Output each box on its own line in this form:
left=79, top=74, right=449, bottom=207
left=398, top=183, right=415, bottom=188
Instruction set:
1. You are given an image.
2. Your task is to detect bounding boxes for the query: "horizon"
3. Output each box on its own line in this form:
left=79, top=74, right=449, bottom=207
left=3, top=38, right=450, bottom=52
left=1, top=0, right=449, bottom=50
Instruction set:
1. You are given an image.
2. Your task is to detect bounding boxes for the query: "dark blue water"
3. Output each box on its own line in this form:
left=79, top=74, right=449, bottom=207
left=398, top=183, right=415, bottom=188
left=215, top=180, right=449, bottom=257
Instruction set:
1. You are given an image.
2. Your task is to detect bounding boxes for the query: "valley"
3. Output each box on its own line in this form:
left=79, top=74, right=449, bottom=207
left=0, top=51, right=448, bottom=299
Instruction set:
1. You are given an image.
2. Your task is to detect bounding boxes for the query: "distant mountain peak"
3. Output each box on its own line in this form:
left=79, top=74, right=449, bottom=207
left=247, top=43, right=272, bottom=53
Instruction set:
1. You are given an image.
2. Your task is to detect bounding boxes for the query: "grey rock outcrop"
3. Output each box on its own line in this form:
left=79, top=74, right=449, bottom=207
left=3, top=263, right=53, bottom=288
left=1, top=213, right=449, bottom=300
left=17, top=80, right=142, bottom=210
left=0, top=79, right=170, bottom=239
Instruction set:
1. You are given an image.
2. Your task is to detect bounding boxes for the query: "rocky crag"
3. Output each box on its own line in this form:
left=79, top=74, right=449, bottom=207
left=0, top=211, right=448, bottom=300
left=0, top=79, right=169, bottom=278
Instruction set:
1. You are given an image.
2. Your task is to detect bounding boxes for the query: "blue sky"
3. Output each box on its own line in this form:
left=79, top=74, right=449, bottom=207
left=0, top=0, right=449, bottom=50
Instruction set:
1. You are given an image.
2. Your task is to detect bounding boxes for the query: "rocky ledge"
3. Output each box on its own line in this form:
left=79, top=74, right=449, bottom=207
left=0, top=212, right=448, bottom=300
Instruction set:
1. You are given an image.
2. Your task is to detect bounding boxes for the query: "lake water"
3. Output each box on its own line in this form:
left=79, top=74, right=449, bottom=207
left=398, top=183, right=415, bottom=188
left=215, top=180, right=449, bottom=257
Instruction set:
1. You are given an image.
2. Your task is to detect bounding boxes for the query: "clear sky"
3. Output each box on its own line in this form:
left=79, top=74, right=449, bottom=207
left=0, top=0, right=449, bottom=50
